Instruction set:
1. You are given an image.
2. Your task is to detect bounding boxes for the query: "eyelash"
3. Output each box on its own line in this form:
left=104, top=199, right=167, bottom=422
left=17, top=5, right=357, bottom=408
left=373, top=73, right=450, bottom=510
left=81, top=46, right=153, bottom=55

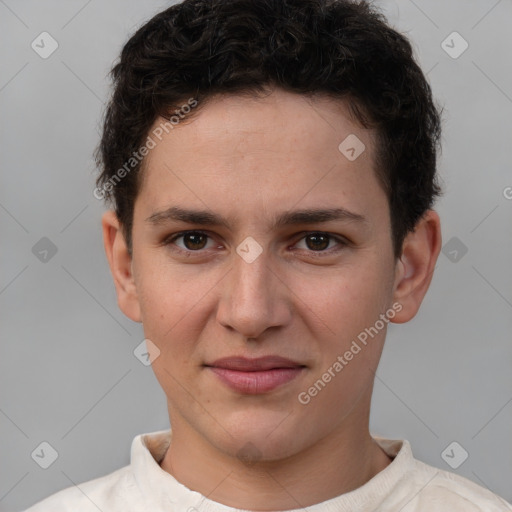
left=162, top=230, right=349, bottom=257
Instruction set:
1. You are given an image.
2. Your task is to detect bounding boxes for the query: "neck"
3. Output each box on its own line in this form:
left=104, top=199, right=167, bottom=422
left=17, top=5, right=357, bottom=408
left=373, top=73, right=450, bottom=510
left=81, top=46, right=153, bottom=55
left=159, top=405, right=392, bottom=510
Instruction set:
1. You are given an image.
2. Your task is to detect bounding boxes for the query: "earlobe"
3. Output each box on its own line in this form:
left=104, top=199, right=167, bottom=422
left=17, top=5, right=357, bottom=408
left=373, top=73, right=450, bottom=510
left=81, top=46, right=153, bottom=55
left=101, top=210, right=142, bottom=323
left=390, top=210, right=442, bottom=324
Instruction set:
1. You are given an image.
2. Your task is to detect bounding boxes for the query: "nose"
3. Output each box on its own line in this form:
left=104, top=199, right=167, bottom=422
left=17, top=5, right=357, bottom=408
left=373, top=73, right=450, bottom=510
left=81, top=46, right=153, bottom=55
left=216, top=243, right=291, bottom=340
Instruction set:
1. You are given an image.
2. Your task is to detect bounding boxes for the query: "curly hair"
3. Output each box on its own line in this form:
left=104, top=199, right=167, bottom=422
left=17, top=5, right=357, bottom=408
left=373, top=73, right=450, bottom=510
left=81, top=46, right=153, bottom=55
left=95, top=0, right=443, bottom=259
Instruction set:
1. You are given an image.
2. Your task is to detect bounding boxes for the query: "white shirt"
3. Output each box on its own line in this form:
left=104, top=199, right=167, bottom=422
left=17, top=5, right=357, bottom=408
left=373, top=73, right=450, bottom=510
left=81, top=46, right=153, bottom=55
left=24, top=429, right=511, bottom=511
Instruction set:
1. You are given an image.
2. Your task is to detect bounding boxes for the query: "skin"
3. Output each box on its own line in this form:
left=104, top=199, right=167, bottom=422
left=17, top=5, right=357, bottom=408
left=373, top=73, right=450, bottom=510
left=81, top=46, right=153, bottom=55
left=102, top=88, right=441, bottom=510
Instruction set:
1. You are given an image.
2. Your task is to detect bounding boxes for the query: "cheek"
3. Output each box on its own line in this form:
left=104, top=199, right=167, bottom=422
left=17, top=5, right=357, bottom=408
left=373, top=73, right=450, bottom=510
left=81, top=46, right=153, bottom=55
left=294, top=257, right=391, bottom=392
left=136, top=251, right=207, bottom=321
left=135, top=259, right=193, bottom=352
left=297, top=259, right=389, bottom=333
left=134, top=253, right=227, bottom=370
left=297, top=274, right=389, bottom=417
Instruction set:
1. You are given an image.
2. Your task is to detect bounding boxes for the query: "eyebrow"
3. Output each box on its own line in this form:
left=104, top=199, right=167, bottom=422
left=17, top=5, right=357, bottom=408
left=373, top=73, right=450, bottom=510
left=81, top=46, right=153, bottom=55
left=145, top=206, right=369, bottom=230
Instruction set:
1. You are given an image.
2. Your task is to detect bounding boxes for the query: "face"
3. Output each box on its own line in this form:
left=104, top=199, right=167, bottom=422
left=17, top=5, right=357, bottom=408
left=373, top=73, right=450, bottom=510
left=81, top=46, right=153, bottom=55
left=109, top=89, right=417, bottom=461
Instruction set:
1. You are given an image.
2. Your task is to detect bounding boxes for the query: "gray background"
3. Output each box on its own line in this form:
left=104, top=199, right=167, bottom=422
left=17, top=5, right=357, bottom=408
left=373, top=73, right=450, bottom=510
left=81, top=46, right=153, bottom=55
left=1, top=0, right=511, bottom=510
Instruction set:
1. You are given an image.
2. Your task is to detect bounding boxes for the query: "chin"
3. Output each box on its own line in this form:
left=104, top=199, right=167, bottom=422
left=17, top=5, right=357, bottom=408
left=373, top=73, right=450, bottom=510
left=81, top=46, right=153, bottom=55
left=212, top=413, right=308, bottom=461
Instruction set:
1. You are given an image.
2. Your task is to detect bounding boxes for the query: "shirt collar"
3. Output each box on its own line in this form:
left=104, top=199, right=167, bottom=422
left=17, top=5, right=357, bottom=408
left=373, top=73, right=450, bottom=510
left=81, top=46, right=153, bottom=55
left=131, top=428, right=414, bottom=512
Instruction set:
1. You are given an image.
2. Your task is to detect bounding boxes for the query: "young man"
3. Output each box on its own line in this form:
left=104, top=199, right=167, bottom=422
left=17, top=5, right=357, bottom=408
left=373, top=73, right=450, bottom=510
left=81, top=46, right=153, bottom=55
left=25, top=0, right=511, bottom=510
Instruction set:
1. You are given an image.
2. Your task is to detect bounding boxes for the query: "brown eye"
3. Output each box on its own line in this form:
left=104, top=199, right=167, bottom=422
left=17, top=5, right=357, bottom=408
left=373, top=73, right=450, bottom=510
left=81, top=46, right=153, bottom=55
left=181, top=232, right=208, bottom=250
left=305, top=233, right=330, bottom=251
left=294, top=232, right=347, bottom=255
left=164, top=231, right=214, bottom=252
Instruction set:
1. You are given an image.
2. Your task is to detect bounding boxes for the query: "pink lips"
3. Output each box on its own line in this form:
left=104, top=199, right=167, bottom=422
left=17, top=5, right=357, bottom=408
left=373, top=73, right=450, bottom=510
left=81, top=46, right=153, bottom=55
left=205, top=356, right=306, bottom=394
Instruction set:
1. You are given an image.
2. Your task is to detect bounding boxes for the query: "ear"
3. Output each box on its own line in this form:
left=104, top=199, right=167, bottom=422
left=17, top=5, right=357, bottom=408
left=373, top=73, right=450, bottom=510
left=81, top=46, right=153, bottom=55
left=101, top=210, right=142, bottom=323
left=390, top=210, right=442, bottom=324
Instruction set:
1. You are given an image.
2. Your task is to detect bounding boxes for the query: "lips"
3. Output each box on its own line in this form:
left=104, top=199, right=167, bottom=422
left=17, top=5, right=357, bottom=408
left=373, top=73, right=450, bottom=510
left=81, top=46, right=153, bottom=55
left=204, top=356, right=306, bottom=394
left=206, top=356, right=305, bottom=371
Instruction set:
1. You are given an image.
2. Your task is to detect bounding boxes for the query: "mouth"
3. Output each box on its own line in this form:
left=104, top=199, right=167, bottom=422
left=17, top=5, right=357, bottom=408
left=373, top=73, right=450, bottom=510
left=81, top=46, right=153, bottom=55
left=204, top=356, right=306, bottom=394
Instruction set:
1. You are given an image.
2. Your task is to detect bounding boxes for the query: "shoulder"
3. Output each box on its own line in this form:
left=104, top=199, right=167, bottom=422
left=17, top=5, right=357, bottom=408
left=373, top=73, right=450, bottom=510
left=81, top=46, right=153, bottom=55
left=394, top=457, right=512, bottom=511
left=23, top=464, right=141, bottom=512
left=22, top=429, right=172, bottom=512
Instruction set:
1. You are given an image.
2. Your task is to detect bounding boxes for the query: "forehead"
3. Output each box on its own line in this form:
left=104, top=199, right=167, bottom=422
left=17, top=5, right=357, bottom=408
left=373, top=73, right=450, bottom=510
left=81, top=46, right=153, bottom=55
left=135, top=89, right=388, bottom=232
left=152, top=91, right=369, bottom=160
